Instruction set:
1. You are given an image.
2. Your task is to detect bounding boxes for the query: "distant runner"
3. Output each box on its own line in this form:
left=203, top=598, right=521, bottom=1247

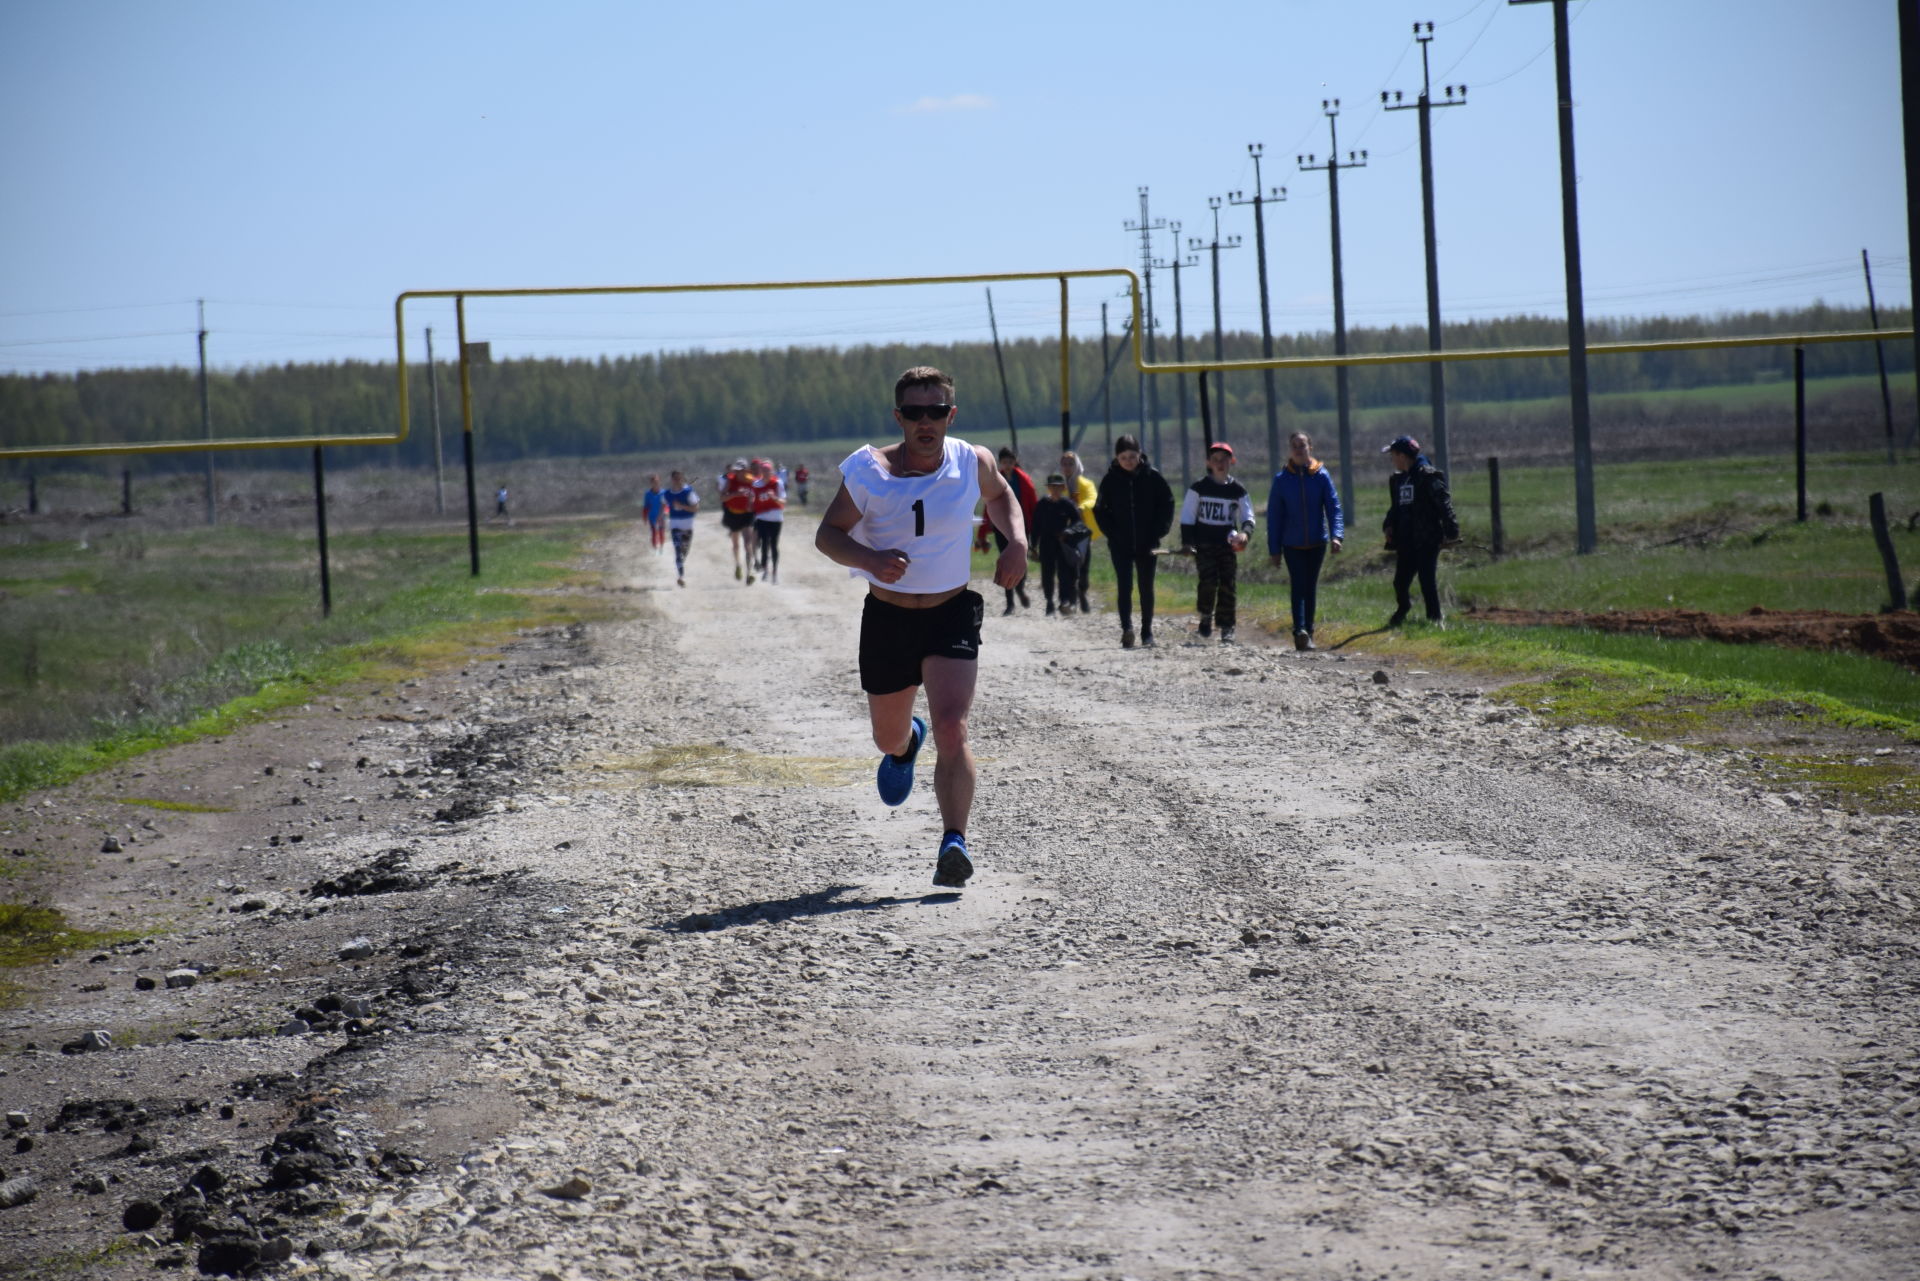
left=642, top=473, right=668, bottom=557
left=751, top=458, right=787, bottom=585
left=719, top=458, right=758, bottom=584
left=814, top=365, right=1027, bottom=889
left=664, top=470, right=700, bottom=587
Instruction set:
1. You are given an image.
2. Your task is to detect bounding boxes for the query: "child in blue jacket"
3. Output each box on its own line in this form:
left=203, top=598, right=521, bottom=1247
left=1266, top=430, right=1344, bottom=650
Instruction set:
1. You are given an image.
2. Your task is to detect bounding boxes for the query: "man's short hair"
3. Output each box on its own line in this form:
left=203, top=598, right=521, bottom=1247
left=895, top=365, right=955, bottom=406
left=997, top=446, right=1017, bottom=463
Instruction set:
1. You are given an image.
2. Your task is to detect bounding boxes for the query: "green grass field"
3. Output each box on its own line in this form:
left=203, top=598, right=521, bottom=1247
left=0, top=519, right=617, bottom=802
left=1116, top=452, right=1920, bottom=804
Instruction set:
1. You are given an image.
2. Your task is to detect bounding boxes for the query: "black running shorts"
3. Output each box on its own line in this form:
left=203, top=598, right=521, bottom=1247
left=721, top=508, right=755, bottom=532
left=858, top=589, right=983, bottom=695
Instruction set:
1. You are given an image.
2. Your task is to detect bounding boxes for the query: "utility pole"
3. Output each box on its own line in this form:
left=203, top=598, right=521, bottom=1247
left=1904, top=0, right=1920, bottom=447
left=1188, top=198, right=1242, bottom=446
left=985, top=287, right=1019, bottom=456
left=1100, top=301, right=1114, bottom=456
left=426, top=326, right=447, bottom=515
left=1229, top=146, right=1286, bottom=473
left=1124, top=187, right=1168, bottom=464
left=1863, top=249, right=1897, bottom=463
left=197, top=299, right=215, bottom=526
left=1385, top=21, right=1469, bottom=478
left=1300, top=101, right=1366, bottom=522
left=1153, top=223, right=1199, bottom=488
left=1512, top=0, right=1596, bottom=553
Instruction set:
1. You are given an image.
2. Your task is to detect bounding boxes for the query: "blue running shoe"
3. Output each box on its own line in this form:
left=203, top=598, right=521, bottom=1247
left=875, top=715, right=926, bottom=807
left=933, top=830, right=973, bottom=888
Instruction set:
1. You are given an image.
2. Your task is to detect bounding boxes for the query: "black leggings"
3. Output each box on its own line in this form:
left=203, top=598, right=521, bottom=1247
left=1109, top=545, right=1157, bottom=631
left=755, top=520, right=782, bottom=574
left=670, top=526, right=693, bottom=575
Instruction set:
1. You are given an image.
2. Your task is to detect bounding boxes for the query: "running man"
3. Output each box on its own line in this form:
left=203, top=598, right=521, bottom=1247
left=719, top=458, right=758, bottom=583
left=750, top=458, right=787, bottom=585
left=815, top=366, right=1028, bottom=888
left=664, top=470, right=699, bottom=587
left=642, top=473, right=668, bottom=556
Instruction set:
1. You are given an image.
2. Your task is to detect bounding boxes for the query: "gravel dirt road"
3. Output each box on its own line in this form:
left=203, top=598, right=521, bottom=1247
left=4, top=513, right=1917, bottom=1280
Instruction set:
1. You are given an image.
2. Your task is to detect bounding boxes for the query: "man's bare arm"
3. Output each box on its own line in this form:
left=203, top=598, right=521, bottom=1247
left=814, top=481, right=909, bottom=584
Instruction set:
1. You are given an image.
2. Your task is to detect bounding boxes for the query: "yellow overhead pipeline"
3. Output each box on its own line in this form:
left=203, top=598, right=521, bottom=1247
left=0, top=266, right=1909, bottom=462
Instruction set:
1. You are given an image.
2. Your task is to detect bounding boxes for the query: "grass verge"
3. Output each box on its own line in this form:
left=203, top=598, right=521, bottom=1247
left=0, top=519, right=622, bottom=804
left=1029, top=450, right=1920, bottom=811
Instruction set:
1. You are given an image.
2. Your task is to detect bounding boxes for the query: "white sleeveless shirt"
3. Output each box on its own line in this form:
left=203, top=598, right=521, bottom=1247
left=838, top=436, right=983, bottom=593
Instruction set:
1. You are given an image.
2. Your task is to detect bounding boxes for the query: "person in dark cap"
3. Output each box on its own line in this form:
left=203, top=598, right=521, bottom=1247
left=1380, top=434, right=1460, bottom=626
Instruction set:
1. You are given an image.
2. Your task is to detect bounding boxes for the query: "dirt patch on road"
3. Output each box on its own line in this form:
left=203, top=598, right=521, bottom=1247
left=1466, top=604, right=1920, bottom=670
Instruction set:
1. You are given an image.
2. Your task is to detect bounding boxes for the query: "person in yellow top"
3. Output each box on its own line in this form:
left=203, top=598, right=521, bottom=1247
left=1058, top=450, right=1099, bottom=613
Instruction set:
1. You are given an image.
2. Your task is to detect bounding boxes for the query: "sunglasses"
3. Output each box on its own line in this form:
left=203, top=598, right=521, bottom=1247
left=896, top=403, right=954, bottom=422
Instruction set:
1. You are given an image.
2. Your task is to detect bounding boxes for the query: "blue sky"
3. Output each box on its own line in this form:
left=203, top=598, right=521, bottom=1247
left=0, top=0, right=1908, bottom=376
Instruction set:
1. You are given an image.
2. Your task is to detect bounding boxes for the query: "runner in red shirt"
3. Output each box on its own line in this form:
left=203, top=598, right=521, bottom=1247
left=976, top=447, right=1036, bottom=614
left=719, top=458, right=758, bottom=584
left=750, top=459, right=787, bottom=585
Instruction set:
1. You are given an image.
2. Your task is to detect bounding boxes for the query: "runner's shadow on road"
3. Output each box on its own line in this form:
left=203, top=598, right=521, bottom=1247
left=663, top=884, right=961, bottom=933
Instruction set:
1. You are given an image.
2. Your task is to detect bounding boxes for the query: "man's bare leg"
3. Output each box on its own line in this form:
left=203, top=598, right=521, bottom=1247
left=921, top=656, right=978, bottom=836
left=867, top=686, right=919, bottom=759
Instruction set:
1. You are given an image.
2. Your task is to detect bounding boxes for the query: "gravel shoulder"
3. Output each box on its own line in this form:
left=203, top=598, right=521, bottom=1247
left=3, top=515, right=1916, bottom=1280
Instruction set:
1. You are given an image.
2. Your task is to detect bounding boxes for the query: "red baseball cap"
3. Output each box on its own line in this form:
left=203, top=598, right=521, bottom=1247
left=1207, top=442, right=1234, bottom=456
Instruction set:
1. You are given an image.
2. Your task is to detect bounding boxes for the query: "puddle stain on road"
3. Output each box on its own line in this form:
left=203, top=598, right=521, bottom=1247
left=582, top=743, right=865, bottom=789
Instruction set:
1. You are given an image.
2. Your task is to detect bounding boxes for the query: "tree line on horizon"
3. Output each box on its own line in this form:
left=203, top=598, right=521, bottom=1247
left=2, top=304, right=1909, bottom=473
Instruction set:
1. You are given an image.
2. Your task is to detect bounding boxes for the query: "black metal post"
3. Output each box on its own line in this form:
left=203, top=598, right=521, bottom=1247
left=26, top=474, right=37, bottom=515
left=1489, top=456, right=1505, bottom=558
left=1795, top=346, right=1808, bottom=523
left=456, top=295, right=481, bottom=577
left=1870, top=492, right=1910, bottom=610
left=1197, top=363, right=1213, bottom=438
left=986, top=287, right=1019, bottom=456
left=312, top=446, right=333, bottom=618
left=1863, top=249, right=1896, bottom=464
left=1513, top=0, right=1596, bottom=553
left=121, top=469, right=131, bottom=516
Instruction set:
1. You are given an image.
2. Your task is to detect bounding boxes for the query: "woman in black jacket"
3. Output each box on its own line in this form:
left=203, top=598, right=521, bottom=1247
left=1380, top=434, right=1460, bottom=625
left=1092, top=434, right=1176, bottom=648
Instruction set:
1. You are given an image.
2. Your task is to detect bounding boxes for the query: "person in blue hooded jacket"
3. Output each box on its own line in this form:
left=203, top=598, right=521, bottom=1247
left=1266, top=430, right=1343, bottom=651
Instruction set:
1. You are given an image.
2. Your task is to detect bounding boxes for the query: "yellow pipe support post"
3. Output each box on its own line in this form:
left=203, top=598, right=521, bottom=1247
left=1059, top=276, right=1072, bottom=456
